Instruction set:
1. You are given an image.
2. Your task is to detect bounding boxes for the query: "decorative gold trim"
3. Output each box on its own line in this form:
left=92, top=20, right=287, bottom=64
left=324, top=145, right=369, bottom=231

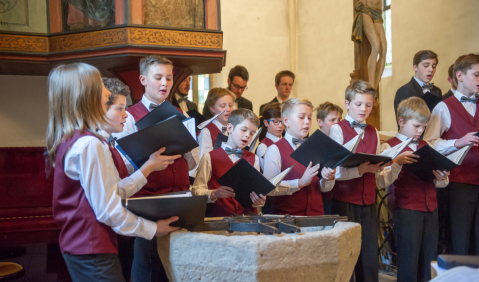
left=0, top=27, right=223, bottom=53
left=0, top=34, right=48, bottom=52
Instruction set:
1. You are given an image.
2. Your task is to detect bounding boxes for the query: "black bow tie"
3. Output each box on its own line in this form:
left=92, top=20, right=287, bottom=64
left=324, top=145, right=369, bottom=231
left=351, top=120, right=367, bottom=130
left=222, top=126, right=227, bottom=134
left=409, top=140, right=419, bottom=145
left=460, top=96, right=478, bottom=103
left=292, top=138, right=304, bottom=146
left=224, top=147, right=243, bottom=158
left=422, top=83, right=434, bottom=91
left=177, top=97, right=189, bottom=103
left=149, top=103, right=158, bottom=111
left=108, top=136, right=117, bottom=148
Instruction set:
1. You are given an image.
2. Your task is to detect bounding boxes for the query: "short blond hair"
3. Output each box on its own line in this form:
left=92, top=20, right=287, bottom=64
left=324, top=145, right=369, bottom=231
left=227, top=108, right=260, bottom=128
left=345, top=80, right=377, bottom=102
left=315, top=101, right=343, bottom=121
left=397, top=97, right=431, bottom=124
left=139, top=55, right=173, bottom=76
left=205, top=87, right=235, bottom=109
left=282, top=98, right=314, bottom=119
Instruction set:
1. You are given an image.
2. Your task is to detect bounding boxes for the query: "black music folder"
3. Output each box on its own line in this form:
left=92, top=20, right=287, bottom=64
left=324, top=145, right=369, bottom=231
left=116, top=116, right=199, bottom=169
left=421, top=92, right=442, bottom=112
left=405, top=143, right=472, bottom=182
left=126, top=191, right=208, bottom=228
left=135, top=100, right=187, bottom=129
left=213, top=132, right=229, bottom=150
left=186, top=109, right=207, bottom=132
left=290, top=130, right=392, bottom=171
left=217, top=158, right=294, bottom=207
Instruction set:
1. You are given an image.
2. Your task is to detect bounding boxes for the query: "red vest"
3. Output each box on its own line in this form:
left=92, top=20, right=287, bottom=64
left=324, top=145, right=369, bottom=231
left=127, top=101, right=190, bottom=197
left=441, top=96, right=479, bottom=185
left=53, top=130, right=119, bottom=254
left=332, top=119, right=378, bottom=205
left=387, top=138, right=437, bottom=212
left=204, top=122, right=223, bottom=147
left=206, top=148, right=257, bottom=217
left=270, top=138, right=324, bottom=216
left=260, top=137, right=275, bottom=147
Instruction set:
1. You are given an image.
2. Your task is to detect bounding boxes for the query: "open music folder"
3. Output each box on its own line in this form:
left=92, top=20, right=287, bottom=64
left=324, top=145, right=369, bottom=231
left=217, top=158, right=294, bottom=207
left=244, top=127, right=262, bottom=152
left=290, top=130, right=394, bottom=172
left=125, top=191, right=208, bottom=228
left=197, top=110, right=225, bottom=130
left=405, top=143, right=473, bottom=182
left=213, top=132, right=229, bottom=150
left=116, top=116, right=199, bottom=169
left=135, top=100, right=187, bottom=130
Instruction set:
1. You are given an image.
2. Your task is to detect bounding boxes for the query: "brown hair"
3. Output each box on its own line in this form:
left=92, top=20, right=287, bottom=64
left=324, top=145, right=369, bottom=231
left=275, top=70, right=295, bottom=85
left=205, top=87, right=235, bottom=109
left=262, top=102, right=282, bottom=121
left=315, top=101, right=343, bottom=121
left=453, top=54, right=479, bottom=84
left=139, top=55, right=173, bottom=76
left=448, top=63, right=455, bottom=80
left=345, top=80, right=377, bottom=102
left=228, top=108, right=260, bottom=128
left=103, top=78, right=131, bottom=106
left=397, top=97, right=431, bottom=124
left=413, top=50, right=438, bottom=66
left=228, top=65, right=249, bottom=82
left=46, top=63, right=105, bottom=164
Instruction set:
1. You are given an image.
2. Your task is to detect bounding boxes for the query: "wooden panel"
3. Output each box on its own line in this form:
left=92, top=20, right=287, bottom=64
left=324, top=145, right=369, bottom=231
left=131, top=0, right=144, bottom=24
left=49, top=28, right=129, bottom=52
left=205, top=0, right=218, bottom=30
left=128, top=27, right=222, bottom=48
left=115, top=0, right=126, bottom=25
left=49, top=0, right=62, bottom=33
left=0, top=34, right=48, bottom=52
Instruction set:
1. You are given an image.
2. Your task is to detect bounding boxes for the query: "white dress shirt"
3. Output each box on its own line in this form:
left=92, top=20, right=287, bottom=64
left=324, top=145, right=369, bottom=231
left=423, top=91, right=476, bottom=155
left=376, top=133, right=448, bottom=188
left=413, top=76, right=430, bottom=94
left=191, top=143, right=260, bottom=203
left=256, top=132, right=281, bottom=171
left=197, top=119, right=228, bottom=160
left=113, top=95, right=199, bottom=172
left=263, top=132, right=335, bottom=196
left=175, top=93, right=189, bottom=113
left=63, top=135, right=157, bottom=239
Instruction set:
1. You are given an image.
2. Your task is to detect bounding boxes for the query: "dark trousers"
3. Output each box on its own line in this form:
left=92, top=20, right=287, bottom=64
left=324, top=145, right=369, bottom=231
left=448, top=182, right=479, bottom=255
left=436, top=186, right=450, bottom=254
left=62, top=253, right=125, bottom=282
left=131, top=237, right=168, bottom=282
left=332, top=200, right=378, bottom=282
left=323, top=199, right=333, bottom=215
left=394, top=208, right=438, bottom=282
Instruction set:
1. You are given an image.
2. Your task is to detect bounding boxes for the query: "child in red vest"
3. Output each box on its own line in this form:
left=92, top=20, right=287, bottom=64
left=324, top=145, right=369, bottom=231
left=424, top=54, right=479, bottom=255
left=315, top=101, right=343, bottom=215
left=329, top=80, right=388, bottom=282
left=46, top=63, right=180, bottom=282
left=192, top=108, right=266, bottom=216
left=262, top=98, right=336, bottom=216
left=113, top=55, right=199, bottom=282
left=377, top=97, right=449, bottom=282
left=197, top=87, right=235, bottom=159
left=256, top=102, right=283, bottom=171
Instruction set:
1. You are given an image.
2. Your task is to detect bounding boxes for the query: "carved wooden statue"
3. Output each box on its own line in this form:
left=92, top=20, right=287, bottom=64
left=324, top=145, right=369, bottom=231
left=351, top=0, right=387, bottom=90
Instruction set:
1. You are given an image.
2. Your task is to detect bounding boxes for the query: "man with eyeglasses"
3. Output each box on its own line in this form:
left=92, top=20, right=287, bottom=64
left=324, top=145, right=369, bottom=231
left=259, top=70, right=295, bottom=116
left=202, top=65, right=253, bottom=119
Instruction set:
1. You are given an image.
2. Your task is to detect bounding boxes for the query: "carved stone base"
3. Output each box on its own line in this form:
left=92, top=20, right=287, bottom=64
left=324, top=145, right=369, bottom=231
left=157, top=222, right=361, bottom=282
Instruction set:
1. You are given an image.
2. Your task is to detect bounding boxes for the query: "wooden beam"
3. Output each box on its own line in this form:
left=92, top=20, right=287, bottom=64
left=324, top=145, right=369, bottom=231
left=131, top=0, right=144, bottom=25
left=48, top=0, right=62, bottom=33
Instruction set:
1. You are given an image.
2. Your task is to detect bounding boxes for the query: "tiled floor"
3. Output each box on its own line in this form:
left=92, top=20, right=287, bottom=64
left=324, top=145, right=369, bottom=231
left=0, top=244, right=71, bottom=282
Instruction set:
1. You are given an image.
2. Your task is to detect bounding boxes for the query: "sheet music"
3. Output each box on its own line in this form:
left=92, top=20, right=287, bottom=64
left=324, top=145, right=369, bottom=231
left=197, top=110, right=225, bottom=130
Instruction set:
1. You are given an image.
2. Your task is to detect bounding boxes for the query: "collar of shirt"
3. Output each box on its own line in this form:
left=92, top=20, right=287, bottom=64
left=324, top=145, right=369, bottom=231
left=97, top=129, right=110, bottom=140
left=175, top=93, right=186, bottom=103
left=344, top=114, right=366, bottom=134
left=454, top=90, right=473, bottom=100
left=265, top=132, right=281, bottom=142
left=284, top=132, right=302, bottom=150
left=451, top=88, right=456, bottom=94
left=276, top=96, right=287, bottom=104
left=212, top=119, right=227, bottom=133
left=221, top=142, right=241, bottom=162
left=413, top=76, right=427, bottom=88
left=396, top=132, right=416, bottom=151
left=141, top=94, right=162, bottom=112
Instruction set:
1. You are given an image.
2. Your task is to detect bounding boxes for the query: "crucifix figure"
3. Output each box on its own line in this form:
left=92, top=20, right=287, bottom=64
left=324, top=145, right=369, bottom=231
left=351, top=0, right=387, bottom=90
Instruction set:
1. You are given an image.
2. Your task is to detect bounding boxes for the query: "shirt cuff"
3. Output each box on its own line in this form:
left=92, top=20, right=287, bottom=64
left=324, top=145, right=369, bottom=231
left=448, top=139, right=459, bottom=150
left=320, top=179, right=335, bottom=192
left=206, top=190, right=217, bottom=203
left=130, top=170, right=148, bottom=190
left=142, top=218, right=158, bottom=240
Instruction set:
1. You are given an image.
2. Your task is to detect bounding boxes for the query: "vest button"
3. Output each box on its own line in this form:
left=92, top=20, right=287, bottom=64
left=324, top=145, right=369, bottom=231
left=173, top=170, right=176, bottom=173
left=236, top=208, right=239, bottom=211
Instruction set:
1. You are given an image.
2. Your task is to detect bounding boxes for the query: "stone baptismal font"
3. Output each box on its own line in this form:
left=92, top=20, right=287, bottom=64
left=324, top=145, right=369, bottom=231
left=157, top=214, right=361, bottom=282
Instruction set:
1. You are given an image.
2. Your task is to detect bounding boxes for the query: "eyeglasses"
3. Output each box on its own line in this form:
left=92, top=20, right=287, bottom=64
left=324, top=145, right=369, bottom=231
left=267, top=119, right=283, bottom=125
left=232, top=83, right=248, bottom=91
